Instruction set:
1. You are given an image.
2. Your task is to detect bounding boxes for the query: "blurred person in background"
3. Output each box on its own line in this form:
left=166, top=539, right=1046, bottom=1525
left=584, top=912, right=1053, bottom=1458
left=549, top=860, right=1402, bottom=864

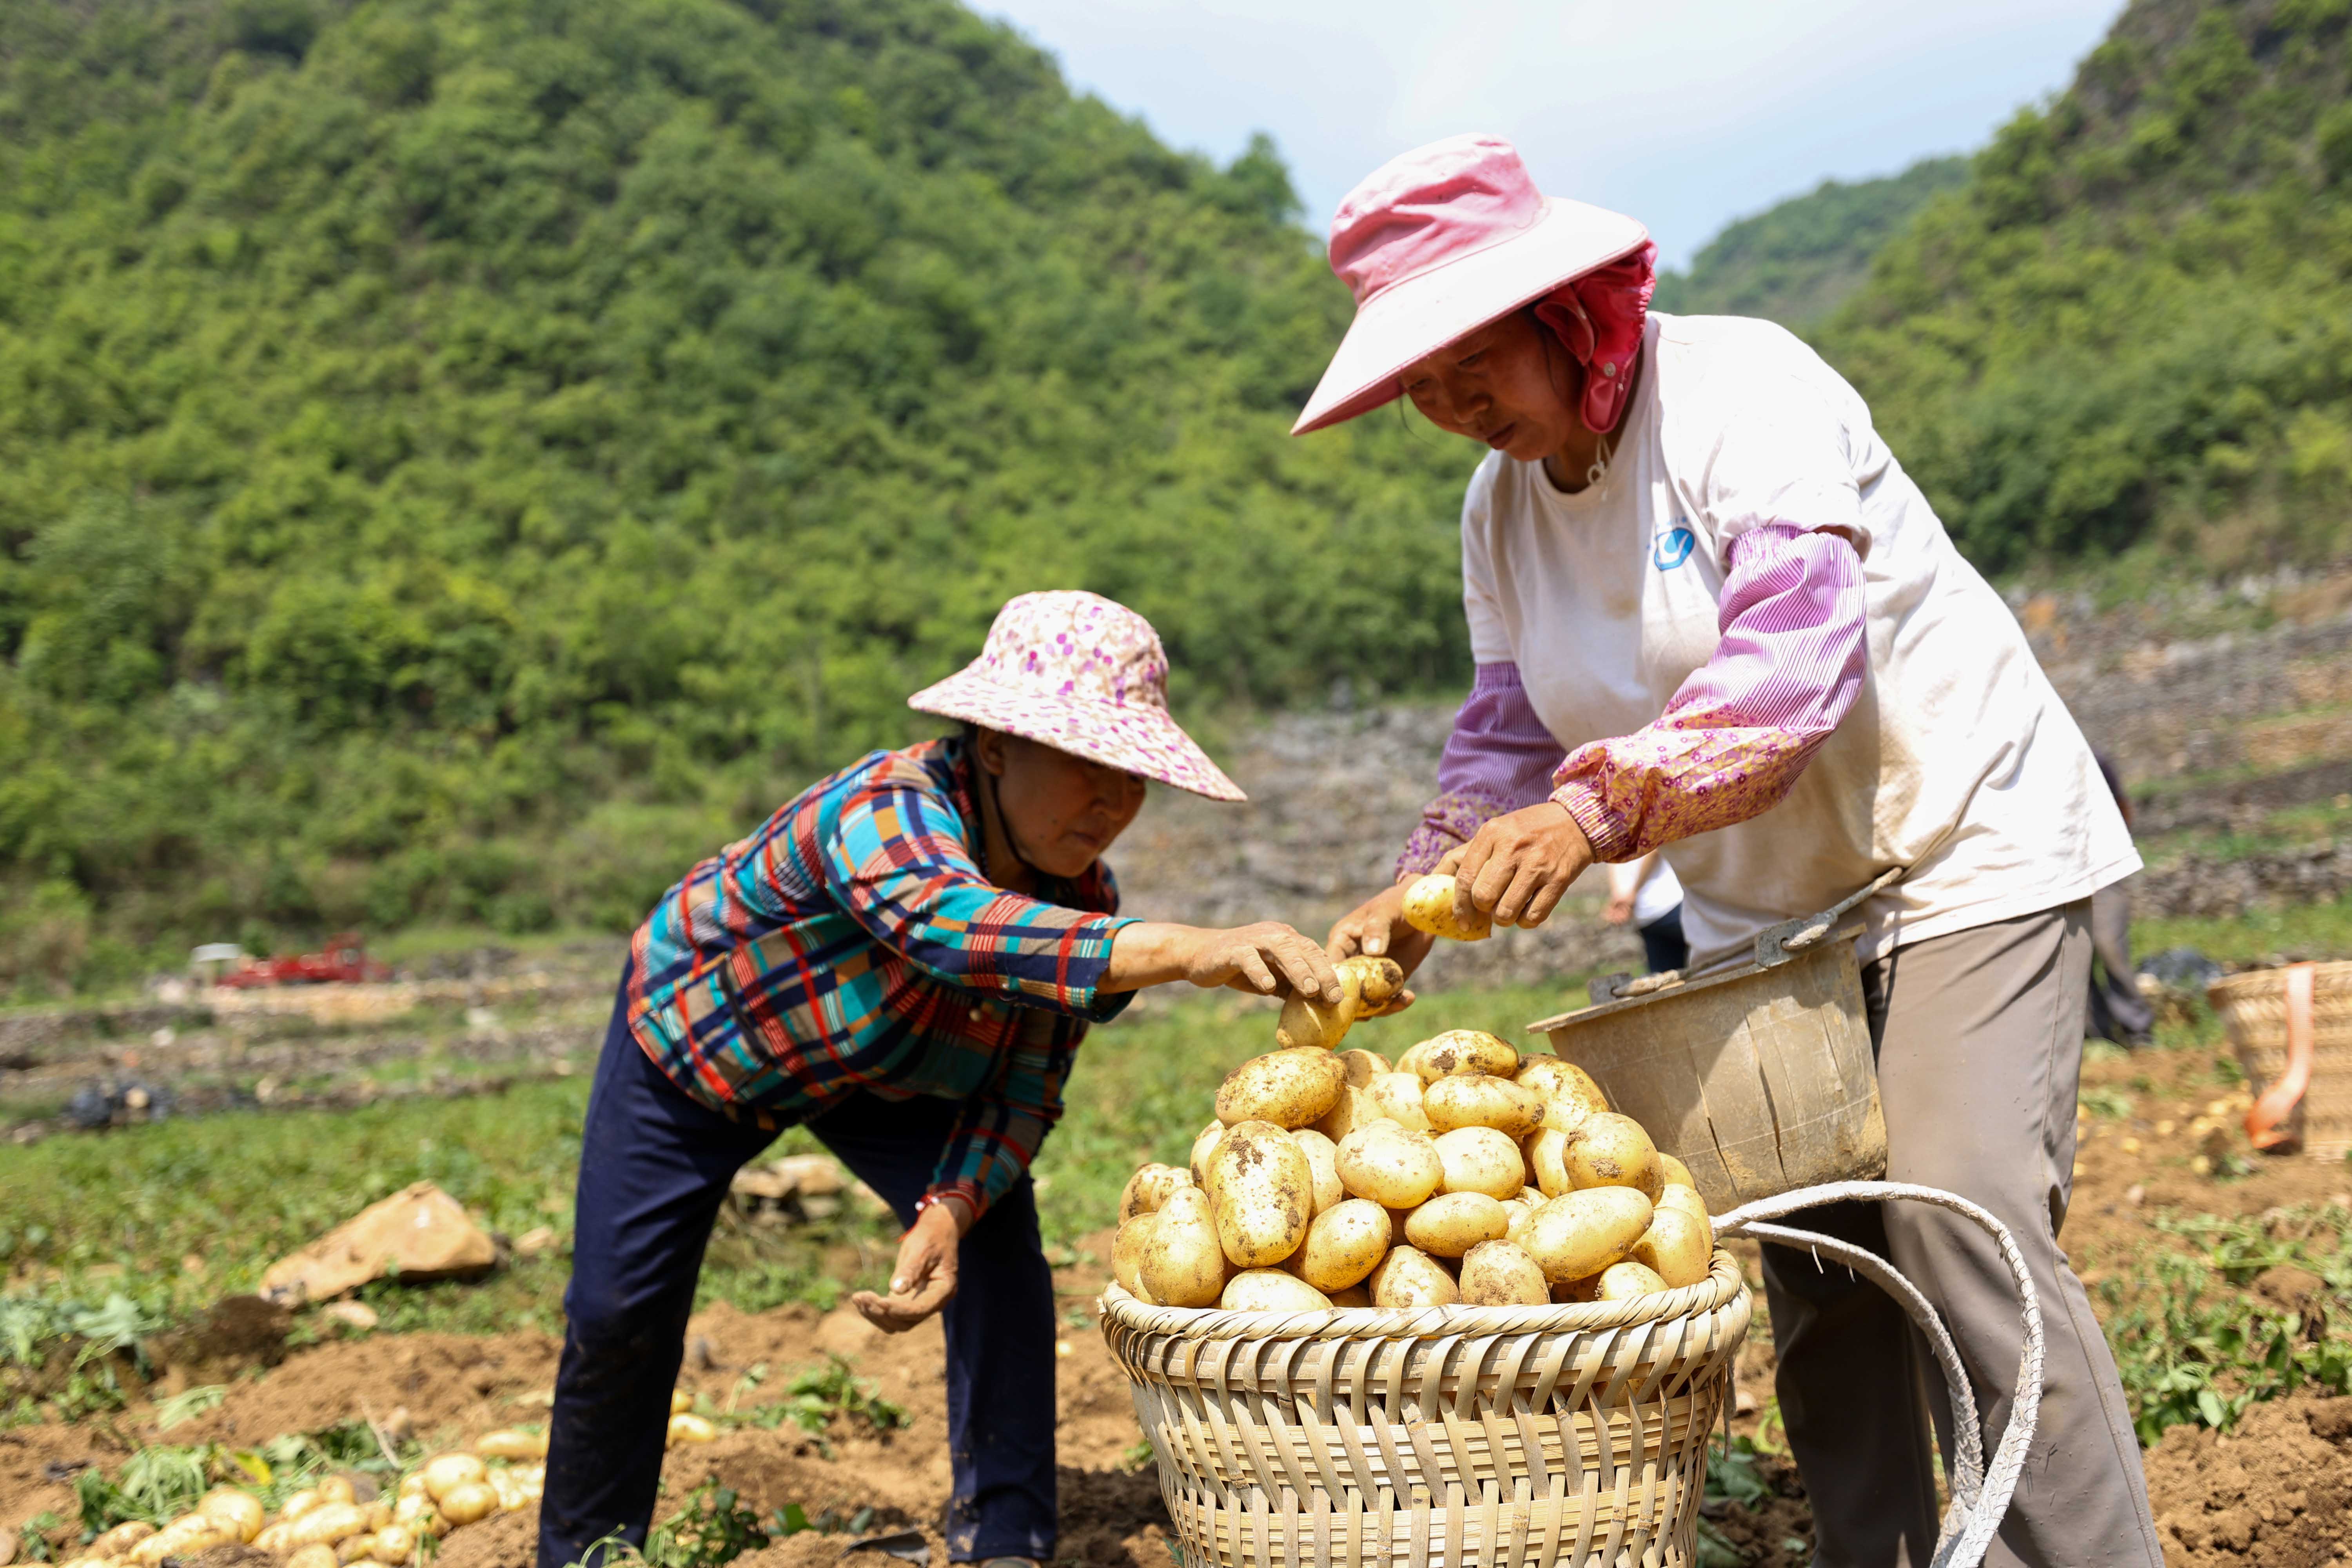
left=1311, top=135, right=2159, bottom=1566
left=2087, top=750, right=2155, bottom=1048
left=1603, top=852, right=1687, bottom=974
left=539, top=591, right=1341, bottom=1568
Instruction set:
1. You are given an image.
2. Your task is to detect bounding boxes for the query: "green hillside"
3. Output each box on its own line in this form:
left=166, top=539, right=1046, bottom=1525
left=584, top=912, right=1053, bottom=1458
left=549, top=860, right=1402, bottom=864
left=1821, top=0, right=2352, bottom=573
left=1654, top=155, right=1969, bottom=327
left=0, top=0, right=1470, bottom=987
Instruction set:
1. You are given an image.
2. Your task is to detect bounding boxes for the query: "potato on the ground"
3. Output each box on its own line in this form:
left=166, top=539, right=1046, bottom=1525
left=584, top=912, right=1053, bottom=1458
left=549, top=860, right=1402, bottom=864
left=198, top=1490, right=265, bottom=1542
left=1657, top=1185, right=1711, bottom=1227
left=1216, top=1047, right=1345, bottom=1129
left=436, top=1483, right=500, bottom=1526
left=1656, top=1151, right=1698, bottom=1191
left=1631, top=1206, right=1712, bottom=1287
left=1434, top=1125, right=1526, bottom=1200
left=1221, top=1269, right=1333, bottom=1311
left=1140, top=1186, right=1228, bottom=1307
left=666, top=1414, right=716, bottom=1445
left=368, top=1526, right=418, bottom=1564
left=91, top=1524, right=155, bottom=1558
left=1295, top=1199, right=1390, bottom=1291
left=280, top=1504, right=372, bottom=1550
left=422, top=1453, right=487, bottom=1503
left=1112, top=1212, right=1160, bottom=1300
left=316, top=1478, right=358, bottom=1507
left=474, top=1428, right=549, bottom=1460
left=1363, top=1071, right=1431, bottom=1130
left=1207, top=1120, right=1315, bottom=1267
left=1404, top=1191, right=1510, bottom=1257
left=1595, top=1260, right=1670, bottom=1300
left=1525, top=1125, right=1572, bottom=1197
left=1336, top=1123, right=1444, bottom=1208
left=1519, top=1187, right=1655, bottom=1283
left=1290, top=1127, right=1343, bottom=1214
left=1404, top=1029, right=1518, bottom=1083
left=1564, top=1111, right=1662, bottom=1196
left=335, top=1534, right=378, bottom=1565
left=1119, top=1163, right=1189, bottom=1221
left=1458, top=1240, right=1550, bottom=1305
left=1370, top=1245, right=1462, bottom=1308
left=1401, top=873, right=1493, bottom=941
left=1423, top=1074, right=1544, bottom=1138
left=285, top=1546, right=339, bottom=1568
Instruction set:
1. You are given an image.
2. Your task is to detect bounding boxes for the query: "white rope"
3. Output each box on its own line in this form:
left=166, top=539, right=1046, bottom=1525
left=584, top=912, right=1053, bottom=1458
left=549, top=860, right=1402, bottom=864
left=1715, top=1181, right=2045, bottom=1568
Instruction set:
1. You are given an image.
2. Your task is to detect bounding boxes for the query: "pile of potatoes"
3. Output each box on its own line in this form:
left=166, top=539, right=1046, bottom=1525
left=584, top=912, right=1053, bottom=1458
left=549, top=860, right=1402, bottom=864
left=1111, top=973, right=1715, bottom=1314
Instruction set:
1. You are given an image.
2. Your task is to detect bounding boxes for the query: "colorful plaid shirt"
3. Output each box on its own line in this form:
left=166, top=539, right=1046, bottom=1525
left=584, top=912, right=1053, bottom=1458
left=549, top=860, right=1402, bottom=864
left=627, top=737, right=1136, bottom=1219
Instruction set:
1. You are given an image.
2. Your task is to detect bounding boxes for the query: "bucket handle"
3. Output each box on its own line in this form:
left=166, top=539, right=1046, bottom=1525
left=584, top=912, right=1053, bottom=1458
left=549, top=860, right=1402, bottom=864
left=2244, top=961, right=2317, bottom=1152
left=1715, top=1180, right=2044, bottom=1568
left=1593, top=866, right=1905, bottom=1004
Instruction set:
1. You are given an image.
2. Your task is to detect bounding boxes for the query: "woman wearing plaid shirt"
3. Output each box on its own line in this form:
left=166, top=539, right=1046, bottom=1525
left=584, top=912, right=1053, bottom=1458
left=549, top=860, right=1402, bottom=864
left=539, top=592, right=1335, bottom=1568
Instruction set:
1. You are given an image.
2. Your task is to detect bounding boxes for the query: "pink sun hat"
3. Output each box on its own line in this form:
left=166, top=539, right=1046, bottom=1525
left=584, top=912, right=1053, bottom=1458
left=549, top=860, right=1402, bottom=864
left=1292, top=133, right=1652, bottom=437
left=907, top=590, right=1245, bottom=802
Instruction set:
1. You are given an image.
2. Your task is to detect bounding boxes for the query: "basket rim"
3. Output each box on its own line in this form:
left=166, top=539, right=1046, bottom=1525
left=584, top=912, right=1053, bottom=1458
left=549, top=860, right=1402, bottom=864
left=1100, top=1250, right=1746, bottom=1341
left=2207, top=958, right=2352, bottom=1005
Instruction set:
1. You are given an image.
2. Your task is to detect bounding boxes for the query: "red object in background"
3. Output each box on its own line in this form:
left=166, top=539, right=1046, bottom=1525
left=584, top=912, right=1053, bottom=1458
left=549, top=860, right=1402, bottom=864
left=215, top=933, right=392, bottom=987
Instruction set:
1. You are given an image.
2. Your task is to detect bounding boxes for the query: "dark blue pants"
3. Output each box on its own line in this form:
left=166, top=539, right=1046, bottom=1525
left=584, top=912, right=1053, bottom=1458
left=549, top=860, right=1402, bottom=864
left=538, top=968, right=1059, bottom=1567
left=1639, top=904, right=1689, bottom=974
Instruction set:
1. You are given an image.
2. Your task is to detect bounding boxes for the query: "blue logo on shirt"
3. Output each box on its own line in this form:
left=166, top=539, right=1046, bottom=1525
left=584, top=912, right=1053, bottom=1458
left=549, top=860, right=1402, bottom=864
left=1653, top=524, right=1696, bottom=570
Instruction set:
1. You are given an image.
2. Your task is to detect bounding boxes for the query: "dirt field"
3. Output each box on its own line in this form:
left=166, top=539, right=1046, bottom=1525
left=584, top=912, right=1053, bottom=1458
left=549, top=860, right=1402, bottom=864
left=5, top=1031, right=2349, bottom=1567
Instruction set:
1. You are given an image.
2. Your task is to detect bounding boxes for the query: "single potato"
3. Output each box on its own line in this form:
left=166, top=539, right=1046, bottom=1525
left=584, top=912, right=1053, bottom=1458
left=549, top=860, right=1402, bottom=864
left=1595, top=1260, right=1670, bottom=1300
left=1208, top=1120, right=1315, bottom=1267
left=1369, top=1245, right=1462, bottom=1308
left=1118, top=1163, right=1189, bottom=1221
left=1657, top=1185, right=1711, bottom=1227
left=1363, top=1072, right=1432, bottom=1131
left=1328, top=1282, right=1374, bottom=1307
left=1335, top=1123, right=1444, bottom=1208
left=435, top=1483, right=499, bottom=1527
left=1295, top=1199, right=1391, bottom=1291
left=1503, top=1194, right=1542, bottom=1246
left=1220, top=1269, right=1333, bottom=1312
left=1403, top=1191, right=1510, bottom=1257
left=1337, top=1047, right=1392, bottom=1085
left=1515, top=1055, right=1608, bottom=1111
left=1216, top=1048, right=1345, bottom=1129
left=1656, top=1151, right=1699, bottom=1191
left=198, top=1491, right=265, bottom=1543
left=285, top=1546, right=339, bottom=1568
left=1519, top=1187, right=1656, bottom=1284
left=1189, top=1120, right=1229, bottom=1190
left=1524, top=1125, right=1572, bottom=1198
left=1312, top=1081, right=1381, bottom=1142
left=1140, top=1186, right=1229, bottom=1307
left=1400, top=873, right=1493, bottom=942
left=1290, top=1127, right=1343, bottom=1214
left=1111, top=1212, right=1160, bottom=1299
left=1434, top=1126, right=1527, bottom=1201
left=422, top=1455, right=486, bottom=1504
left=1423, top=1074, right=1545, bottom=1138
left=1278, top=955, right=1407, bottom=1050
left=1551, top=1274, right=1599, bottom=1304
left=1630, top=1206, right=1713, bottom=1288
left=1564, top=1111, right=1662, bottom=1197
left=474, top=1429, right=548, bottom=1461
left=1406, top=1029, right=1518, bottom=1083
left=1458, top=1240, right=1550, bottom=1305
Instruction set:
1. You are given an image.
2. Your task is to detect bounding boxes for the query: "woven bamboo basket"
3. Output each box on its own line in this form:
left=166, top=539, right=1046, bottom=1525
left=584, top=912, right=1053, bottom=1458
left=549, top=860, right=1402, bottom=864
left=1100, top=1251, right=1750, bottom=1568
left=2208, top=960, right=2352, bottom=1160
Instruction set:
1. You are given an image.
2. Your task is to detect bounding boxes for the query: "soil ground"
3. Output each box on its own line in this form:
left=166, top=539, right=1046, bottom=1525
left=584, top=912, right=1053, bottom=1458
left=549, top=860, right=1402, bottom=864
left=6, top=1024, right=2349, bottom=1568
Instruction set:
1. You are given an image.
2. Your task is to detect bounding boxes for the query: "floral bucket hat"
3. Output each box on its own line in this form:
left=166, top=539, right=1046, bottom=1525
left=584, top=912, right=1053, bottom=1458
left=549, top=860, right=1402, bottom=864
left=1292, top=132, right=1657, bottom=437
left=907, top=590, right=1245, bottom=802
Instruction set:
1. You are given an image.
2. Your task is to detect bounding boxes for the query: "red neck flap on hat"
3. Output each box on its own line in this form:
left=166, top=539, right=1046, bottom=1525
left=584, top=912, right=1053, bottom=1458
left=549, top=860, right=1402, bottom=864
left=1532, top=241, right=1657, bottom=436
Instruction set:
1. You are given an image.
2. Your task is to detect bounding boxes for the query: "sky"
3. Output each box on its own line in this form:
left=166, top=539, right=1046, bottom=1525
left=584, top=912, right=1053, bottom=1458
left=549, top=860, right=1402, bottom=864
left=975, top=0, right=2126, bottom=269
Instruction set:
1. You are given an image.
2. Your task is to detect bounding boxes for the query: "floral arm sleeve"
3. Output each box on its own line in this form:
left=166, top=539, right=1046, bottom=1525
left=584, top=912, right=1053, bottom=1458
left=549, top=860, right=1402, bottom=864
left=1396, top=662, right=1565, bottom=878
left=1550, top=523, right=1867, bottom=862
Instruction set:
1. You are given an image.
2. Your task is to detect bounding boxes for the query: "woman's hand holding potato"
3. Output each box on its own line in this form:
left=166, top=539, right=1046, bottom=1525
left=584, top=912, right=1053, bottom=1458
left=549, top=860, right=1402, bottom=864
left=1436, top=800, right=1593, bottom=930
left=1106, top=920, right=1344, bottom=1003
left=1325, top=880, right=1438, bottom=974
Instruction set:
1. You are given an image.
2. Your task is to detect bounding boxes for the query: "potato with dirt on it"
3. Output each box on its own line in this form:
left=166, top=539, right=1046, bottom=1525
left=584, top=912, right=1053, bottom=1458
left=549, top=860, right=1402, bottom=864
left=1594, top=1260, right=1670, bottom=1300
left=1335, top=1123, right=1444, bottom=1209
left=436, top=1482, right=501, bottom=1527
left=421, top=1454, right=487, bottom=1504
left=90, top=1524, right=155, bottom=1559
left=1294, top=1199, right=1391, bottom=1292
left=335, top=1534, right=379, bottom=1565
left=281, top=1489, right=326, bottom=1522
left=1216, top=1048, right=1345, bottom=1129
left=1312, top=1081, right=1381, bottom=1142
left=1118, top=1163, right=1189, bottom=1222
left=1363, top=1072, right=1431, bottom=1131
left=1337, top=1047, right=1391, bottom=1085
left=1208, top=1120, right=1315, bottom=1267
left=1140, top=1185, right=1229, bottom=1307
left=1369, top=1245, right=1461, bottom=1308
left=1458, top=1240, right=1550, bottom=1305
left=1188, top=1120, right=1229, bottom=1191
left=1564, top=1111, right=1662, bottom=1197
left=1220, top=1269, right=1334, bottom=1312
left=1434, top=1126, right=1527, bottom=1201
left=1404, top=1029, right=1518, bottom=1083
left=1657, top=1185, right=1711, bottom=1227
left=368, top=1525, right=418, bottom=1564
left=1403, top=1191, right=1510, bottom=1258
left=1401, top=874, right=1493, bottom=942
left=316, top=1477, right=359, bottom=1508
left=1423, top=1074, right=1545, bottom=1138
left=1524, top=1125, right=1572, bottom=1198
left=280, top=1504, right=373, bottom=1550
left=1519, top=1187, right=1655, bottom=1284
left=285, top=1546, right=340, bottom=1568
left=666, top=1414, right=717, bottom=1446
left=1515, top=1055, right=1607, bottom=1111
left=1290, top=1127, right=1344, bottom=1214
left=1275, top=955, right=1406, bottom=1050
left=197, top=1489, right=265, bottom=1543
left=131, top=1517, right=236, bottom=1567
left=1111, top=1212, right=1161, bottom=1301
left=474, top=1429, right=549, bottom=1461
left=1655, top=1152, right=1698, bottom=1192
left=1630, top=1206, right=1713, bottom=1288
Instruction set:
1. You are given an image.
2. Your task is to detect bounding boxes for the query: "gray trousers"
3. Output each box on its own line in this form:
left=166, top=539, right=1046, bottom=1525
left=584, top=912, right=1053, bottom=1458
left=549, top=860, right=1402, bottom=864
left=1760, top=902, right=2163, bottom=1568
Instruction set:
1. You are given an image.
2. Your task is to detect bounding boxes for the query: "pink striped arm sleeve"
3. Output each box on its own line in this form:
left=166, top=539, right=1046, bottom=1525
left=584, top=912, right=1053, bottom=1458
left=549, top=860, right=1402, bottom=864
left=1396, top=662, right=1564, bottom=878
left=1551, top=524, right=1866, bottom=862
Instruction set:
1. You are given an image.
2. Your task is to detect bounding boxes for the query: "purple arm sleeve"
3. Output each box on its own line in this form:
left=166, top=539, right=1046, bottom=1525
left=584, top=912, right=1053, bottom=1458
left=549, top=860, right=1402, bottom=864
left=1396, top=662, right=1564, bottom=878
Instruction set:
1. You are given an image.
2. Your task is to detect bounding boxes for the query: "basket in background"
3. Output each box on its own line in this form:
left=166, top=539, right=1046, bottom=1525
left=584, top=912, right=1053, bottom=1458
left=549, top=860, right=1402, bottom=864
left=1100, top=1252, right=1750, bottom=1567
left=2208, top=960, right=2352, bottom=1161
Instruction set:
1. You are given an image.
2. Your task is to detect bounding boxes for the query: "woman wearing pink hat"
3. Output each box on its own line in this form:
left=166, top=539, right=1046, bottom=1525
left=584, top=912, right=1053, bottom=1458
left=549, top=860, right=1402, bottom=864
left=537, top=591, right=1335, bottom=1568
left=1313, top=136, right=2157, bottom=1565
